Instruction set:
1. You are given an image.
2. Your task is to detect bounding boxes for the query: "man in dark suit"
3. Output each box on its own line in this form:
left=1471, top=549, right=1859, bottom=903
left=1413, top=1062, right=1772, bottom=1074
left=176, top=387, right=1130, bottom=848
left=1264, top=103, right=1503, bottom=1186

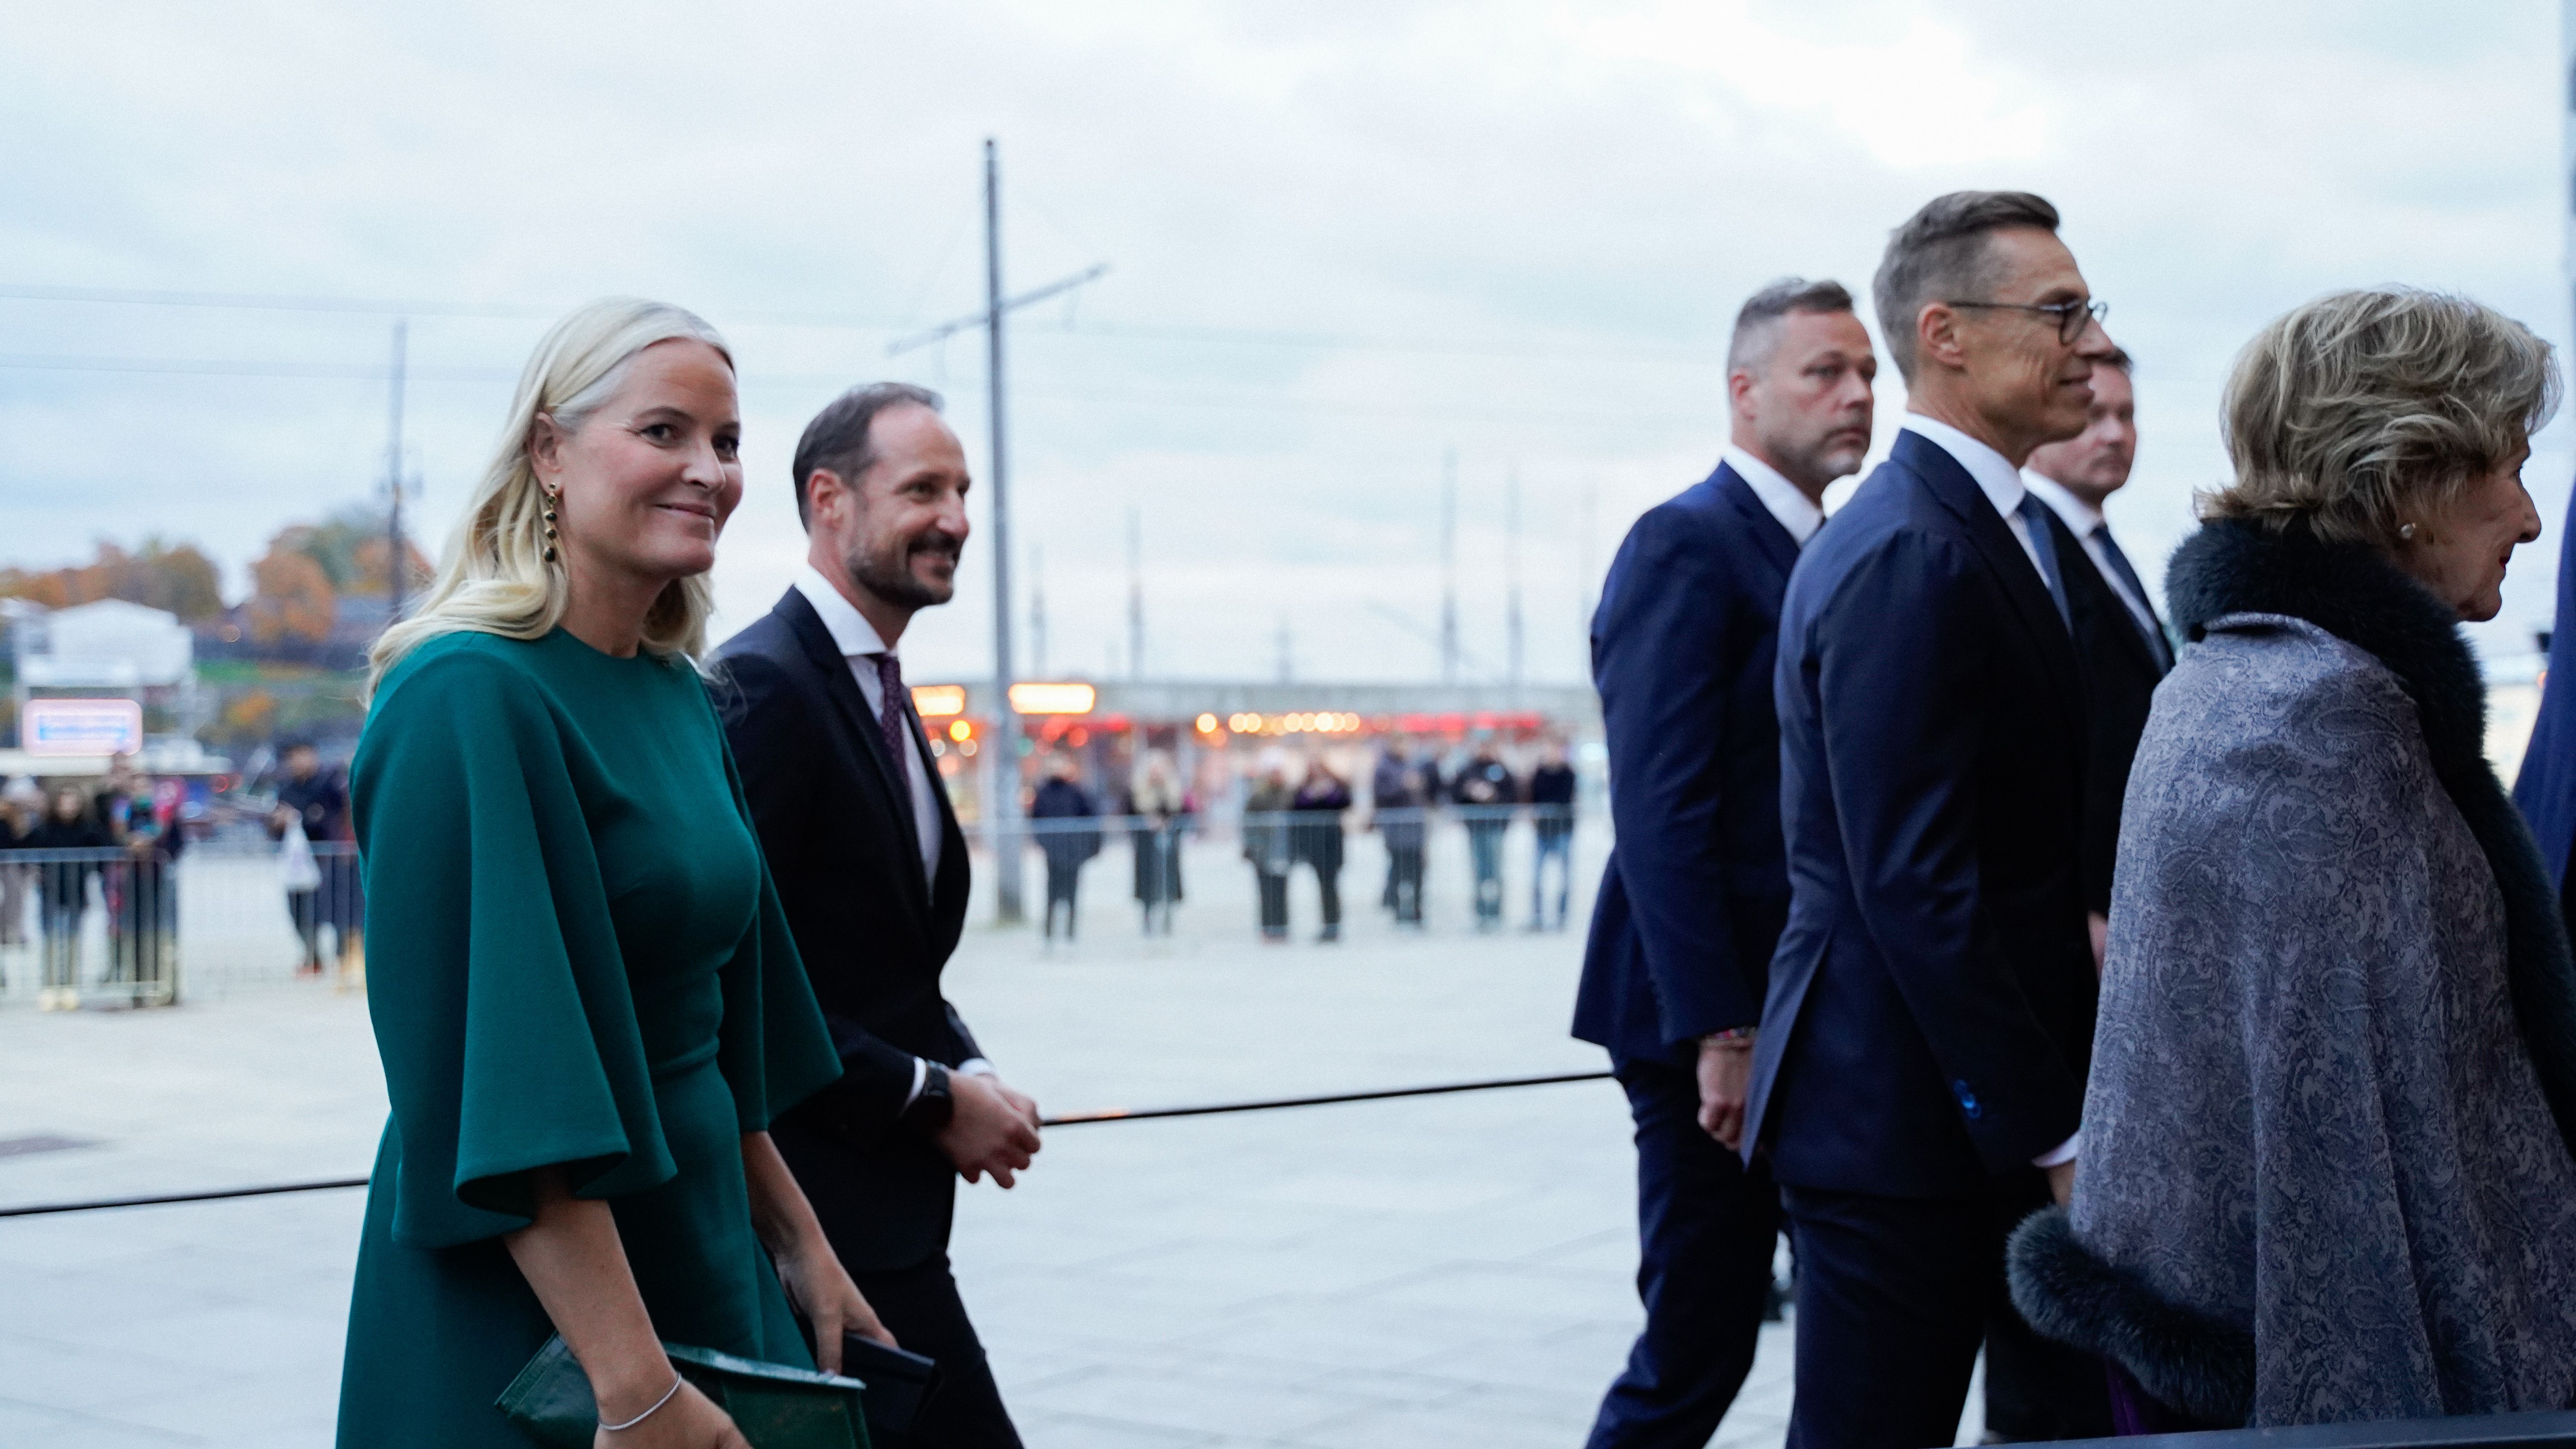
left=2021, top=350, right=2168, bottom=966
left=1745, top=192, right=2120, bottom=1449
left=1573, top=276, right=1877, bottom=1449
left=719, top=382, right=1042, bottom=1449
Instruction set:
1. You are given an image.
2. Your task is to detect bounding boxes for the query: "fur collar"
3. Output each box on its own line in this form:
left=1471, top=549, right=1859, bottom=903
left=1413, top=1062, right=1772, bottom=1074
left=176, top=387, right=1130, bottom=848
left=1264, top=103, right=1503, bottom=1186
left=2007, top=517, right=2576, bottom=1428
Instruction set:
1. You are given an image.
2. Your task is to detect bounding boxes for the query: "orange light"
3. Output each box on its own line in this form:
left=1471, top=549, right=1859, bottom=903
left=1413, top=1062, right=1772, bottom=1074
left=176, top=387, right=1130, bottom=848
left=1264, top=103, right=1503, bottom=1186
left=912, top=684, right=967, bottom=718
left=1009, top=681, right=1097, bottom=715
left=948, top=719, right=972, bottom=742
left=1196, top=713, right=1219, bottom=733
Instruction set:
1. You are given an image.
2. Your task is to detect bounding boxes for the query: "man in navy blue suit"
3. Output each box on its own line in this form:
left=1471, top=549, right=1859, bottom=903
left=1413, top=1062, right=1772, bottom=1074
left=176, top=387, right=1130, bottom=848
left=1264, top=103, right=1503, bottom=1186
left=1746, top=192, right=2118, bottom=1448
left=1573, top=276, right=1877, bottom=1449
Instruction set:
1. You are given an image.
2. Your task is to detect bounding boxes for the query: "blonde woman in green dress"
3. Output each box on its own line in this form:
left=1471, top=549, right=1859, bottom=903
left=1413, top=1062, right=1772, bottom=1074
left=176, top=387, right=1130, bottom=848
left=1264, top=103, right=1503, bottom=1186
left=337, top=299, right=889, bottom=1449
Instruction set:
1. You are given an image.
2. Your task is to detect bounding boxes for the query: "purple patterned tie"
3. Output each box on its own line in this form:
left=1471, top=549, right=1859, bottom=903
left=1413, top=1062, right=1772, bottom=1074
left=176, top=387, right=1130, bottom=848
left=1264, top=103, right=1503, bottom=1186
left=869, top=652, right=911, bottom=770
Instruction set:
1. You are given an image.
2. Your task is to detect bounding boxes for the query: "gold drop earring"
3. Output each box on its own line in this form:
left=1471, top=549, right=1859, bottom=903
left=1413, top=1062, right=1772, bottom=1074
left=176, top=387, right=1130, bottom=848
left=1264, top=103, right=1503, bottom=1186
left=542, top=487, right=561, bottom=563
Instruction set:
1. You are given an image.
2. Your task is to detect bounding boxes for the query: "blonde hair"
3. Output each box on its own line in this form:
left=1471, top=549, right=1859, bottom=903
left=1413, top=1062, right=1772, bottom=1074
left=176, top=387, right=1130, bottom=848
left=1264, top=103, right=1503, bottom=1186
left=2203, top=288, right=2558, bottom=546
left=366, top=298, right=734, bottom=691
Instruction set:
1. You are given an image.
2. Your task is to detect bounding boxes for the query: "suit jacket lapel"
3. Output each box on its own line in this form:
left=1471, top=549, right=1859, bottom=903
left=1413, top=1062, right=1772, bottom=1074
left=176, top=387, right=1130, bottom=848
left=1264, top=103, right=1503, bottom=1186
left=775, top=588, right=932, bottom=903
left=1710, top=465, right=1803, bottom=580
left=1894, top=431, right=2085, bottom=708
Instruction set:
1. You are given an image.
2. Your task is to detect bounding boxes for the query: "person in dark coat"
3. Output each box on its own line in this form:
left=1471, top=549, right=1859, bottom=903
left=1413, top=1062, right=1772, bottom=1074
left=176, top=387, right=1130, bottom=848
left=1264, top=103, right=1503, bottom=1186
left=1452, top=741, right=1517, bottom=931
left=2515, top=480, right=2576, bottom=934
left=2012, top=288, right=2576, bottom=1430
left=718, top=381, right=1040, bottom=1449
left=1573, top=276, right=1870, bottom=1449
left=271, top=740, right=363, bottom=979
left=25, top=784, right=107, bottom=1010
left=1372, top=737, right=1427, bottom=925
left=1291, top=758, right=1353, bottom=943
left=1123, top=751, right=1187, bottom=936
left=1243, top=757, right=1296, bottom=942
left=1525, top=737, right=1577, bottom=932
left=1029, top=754, right=1101, bottom=943
left=109, top=775, right=185, bottom=1001
left=1749, top=193, right=2118, bottom=1447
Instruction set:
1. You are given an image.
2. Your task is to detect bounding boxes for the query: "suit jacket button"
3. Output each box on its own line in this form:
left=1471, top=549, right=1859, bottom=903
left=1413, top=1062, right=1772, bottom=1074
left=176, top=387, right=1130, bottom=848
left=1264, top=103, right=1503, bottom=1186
left=1952, top=1080, right=1981, bottom=1119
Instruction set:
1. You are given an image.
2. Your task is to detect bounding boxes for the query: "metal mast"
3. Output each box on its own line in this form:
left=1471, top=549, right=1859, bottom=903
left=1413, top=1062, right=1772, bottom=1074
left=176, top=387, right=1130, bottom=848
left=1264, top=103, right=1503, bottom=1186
left=982, top=138, right=1026, bottom=923
left=1440, top=449, right=1459, bottom=684
left=385, top=319, right=408, bottom=621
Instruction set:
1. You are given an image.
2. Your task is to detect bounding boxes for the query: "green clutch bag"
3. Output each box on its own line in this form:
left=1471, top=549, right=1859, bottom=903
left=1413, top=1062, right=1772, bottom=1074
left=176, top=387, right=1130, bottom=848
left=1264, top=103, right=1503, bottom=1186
left=495, top=1334, right=872, bottom=1449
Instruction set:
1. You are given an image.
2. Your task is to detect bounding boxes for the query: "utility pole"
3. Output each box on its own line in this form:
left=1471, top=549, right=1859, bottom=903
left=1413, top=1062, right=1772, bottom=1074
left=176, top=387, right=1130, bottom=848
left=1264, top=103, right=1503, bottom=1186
left=885, top=140, right=1107, bottom=927
left=1506, top=467, right=1524, bottom=695
left=1127, top=505, right=1145, bottom=682
left=385, top=318, right=408, bottom=621
left=1440, top=449, right=1459, bottom=685
left=1029, top=543, right=1047, bottom=677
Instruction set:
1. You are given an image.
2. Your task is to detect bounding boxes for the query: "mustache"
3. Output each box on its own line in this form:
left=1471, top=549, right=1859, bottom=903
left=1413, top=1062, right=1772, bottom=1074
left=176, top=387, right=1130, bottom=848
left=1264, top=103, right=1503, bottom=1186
left=906, top=530, right=964, bottom=561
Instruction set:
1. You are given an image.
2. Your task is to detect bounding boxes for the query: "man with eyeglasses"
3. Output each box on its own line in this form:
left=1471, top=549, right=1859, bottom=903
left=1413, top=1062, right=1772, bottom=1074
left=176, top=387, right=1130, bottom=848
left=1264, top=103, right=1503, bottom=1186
left=1743, top=191, right=2120, bottom=1447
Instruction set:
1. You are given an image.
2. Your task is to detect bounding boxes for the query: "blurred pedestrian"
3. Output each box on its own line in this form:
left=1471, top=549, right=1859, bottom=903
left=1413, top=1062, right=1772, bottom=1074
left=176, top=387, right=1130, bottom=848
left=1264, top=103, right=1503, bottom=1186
left=1453, top=738, right=1517, bottom=931
left=1124, top=750, right=1188, bottom=936
left=1292, top=756, right=1353, bottom=943
left=1244, top=754, right=1296, bottom=942
left=1526, top=737, right=1577, bottom=931
left=0, top=782, right=35, bottom=954
left=1372, top=737, right=1427, bottom=925
left=271, top=739, right=364, bottom=981
left=109, top=774, right=185, bottom=1000
left=25, top=784, right=107, bottom=1009
left=1030, top=753, right=1102, bottom=943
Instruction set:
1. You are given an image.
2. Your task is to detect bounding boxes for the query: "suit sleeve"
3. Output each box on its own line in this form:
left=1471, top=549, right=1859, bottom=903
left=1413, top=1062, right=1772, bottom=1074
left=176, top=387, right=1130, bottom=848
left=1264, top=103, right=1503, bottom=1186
left=943, top=1002, right=987, bottom=1066
left=1597, top=506, right=1756, bottom=1040
left=2049, top=521, right=2118, bottom=914
left=1810, top=531, right=2084, bottom=1170
left=717, top=647, right=920, bottom=1140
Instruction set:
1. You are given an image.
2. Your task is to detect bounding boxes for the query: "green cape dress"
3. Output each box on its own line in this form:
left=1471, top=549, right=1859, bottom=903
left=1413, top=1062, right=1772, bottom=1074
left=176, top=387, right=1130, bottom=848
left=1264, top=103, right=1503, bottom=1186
left=334, top=629, right=843, bottom=1448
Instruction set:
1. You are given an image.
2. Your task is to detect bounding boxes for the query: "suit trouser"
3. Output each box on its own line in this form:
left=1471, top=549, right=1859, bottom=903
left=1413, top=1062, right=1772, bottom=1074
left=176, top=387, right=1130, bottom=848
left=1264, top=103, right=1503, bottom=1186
left=1255, top=867, right=1290, bottom=936
left=1585, top=1059, right=1781, bottom=1449
left=847, top=1252, right=1024, bottom=1449
left=1779, top=1173, right=2108, bottom=1449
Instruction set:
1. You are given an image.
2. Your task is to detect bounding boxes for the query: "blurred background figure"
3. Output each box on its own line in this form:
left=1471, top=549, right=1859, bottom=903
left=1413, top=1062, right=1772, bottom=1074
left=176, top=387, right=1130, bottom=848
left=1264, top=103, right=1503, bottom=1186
left=109, top=773, right=186, bottom=1000
left=27, top=783, right=107, bottom=1009
left=1030, top=752, right=1101, bottom=945
left=1526, top=736, right=1577, bottom=932
left=1453, top=736, right=1518, bottom=932
left=270, top=739, right=364, bottom=982
left=1123, top=750, right=1189, bottom=937
left=1372, top=736, right=1428, bottom=927
left=1244, top=753, right=1297, bottom=942
left=0, top=781, right=36, bottom=957
left=1292, top=754, right=1353, bottom=943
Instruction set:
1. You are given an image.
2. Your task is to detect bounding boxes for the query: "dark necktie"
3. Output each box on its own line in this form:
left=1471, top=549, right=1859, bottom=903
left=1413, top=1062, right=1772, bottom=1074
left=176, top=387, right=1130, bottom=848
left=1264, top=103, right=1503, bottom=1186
left=869, top=652, right=913, bottom=776
left=2014, top=495, right=2072, bottom=631
left=2090, top=523, right=2175, bottom=670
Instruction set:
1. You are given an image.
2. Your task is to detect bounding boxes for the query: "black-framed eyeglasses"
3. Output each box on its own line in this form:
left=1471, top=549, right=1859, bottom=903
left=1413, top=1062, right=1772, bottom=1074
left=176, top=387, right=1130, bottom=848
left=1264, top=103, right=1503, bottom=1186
left=1944, top=297, right=2109, bottom=343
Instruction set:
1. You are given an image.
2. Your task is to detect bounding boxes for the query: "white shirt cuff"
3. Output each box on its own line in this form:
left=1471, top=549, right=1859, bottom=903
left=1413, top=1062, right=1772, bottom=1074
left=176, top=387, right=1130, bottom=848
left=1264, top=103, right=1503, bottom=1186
left=956, top=1058, right=998, bottom=1079
left=899, top=1056, right=928, bottom=1109
left=2032, top=1131, right=2081, bottom=1168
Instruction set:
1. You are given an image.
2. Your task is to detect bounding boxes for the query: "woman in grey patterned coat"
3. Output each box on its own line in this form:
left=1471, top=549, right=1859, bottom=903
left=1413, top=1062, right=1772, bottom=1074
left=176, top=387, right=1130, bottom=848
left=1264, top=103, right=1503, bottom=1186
left=2010, top=288, right=2576, bottom=1429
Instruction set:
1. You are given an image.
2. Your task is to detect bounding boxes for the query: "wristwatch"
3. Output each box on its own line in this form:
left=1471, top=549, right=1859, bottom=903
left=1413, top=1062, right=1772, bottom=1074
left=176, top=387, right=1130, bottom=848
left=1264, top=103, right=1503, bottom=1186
left=901, top=1061, right=955, bottom=1132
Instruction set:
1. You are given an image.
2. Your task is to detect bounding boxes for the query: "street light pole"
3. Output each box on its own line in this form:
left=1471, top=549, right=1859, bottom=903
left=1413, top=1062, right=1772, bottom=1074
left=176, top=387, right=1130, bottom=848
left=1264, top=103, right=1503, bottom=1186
left=983, top=138, right=1027, bottom=925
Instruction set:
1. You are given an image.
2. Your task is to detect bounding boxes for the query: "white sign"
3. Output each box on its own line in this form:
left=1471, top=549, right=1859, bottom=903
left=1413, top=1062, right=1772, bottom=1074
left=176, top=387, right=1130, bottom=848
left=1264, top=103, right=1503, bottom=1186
left=23, top=697, right=144, bottom=758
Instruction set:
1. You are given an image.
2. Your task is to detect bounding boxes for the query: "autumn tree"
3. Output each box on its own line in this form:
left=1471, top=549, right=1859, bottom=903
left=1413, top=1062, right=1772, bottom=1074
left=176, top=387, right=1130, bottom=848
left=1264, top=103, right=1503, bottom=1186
left=0, top=538, right=225, bottom=620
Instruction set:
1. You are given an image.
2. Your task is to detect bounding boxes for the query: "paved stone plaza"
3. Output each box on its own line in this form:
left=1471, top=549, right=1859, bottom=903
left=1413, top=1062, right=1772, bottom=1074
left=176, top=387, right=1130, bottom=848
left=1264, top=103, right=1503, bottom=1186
left=0, top=832, right=1987, bottom=1447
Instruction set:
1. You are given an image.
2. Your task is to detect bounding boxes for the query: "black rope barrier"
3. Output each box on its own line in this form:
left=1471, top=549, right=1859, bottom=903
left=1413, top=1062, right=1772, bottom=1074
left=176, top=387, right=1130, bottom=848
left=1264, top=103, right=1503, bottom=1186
left=0, top=1069, right=1615, bottom=1219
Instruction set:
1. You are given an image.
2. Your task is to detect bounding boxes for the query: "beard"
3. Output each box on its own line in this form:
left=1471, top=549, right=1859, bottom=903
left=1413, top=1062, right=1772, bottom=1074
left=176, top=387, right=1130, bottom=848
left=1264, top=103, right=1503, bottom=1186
left=847, top=528, right=962, bottom=609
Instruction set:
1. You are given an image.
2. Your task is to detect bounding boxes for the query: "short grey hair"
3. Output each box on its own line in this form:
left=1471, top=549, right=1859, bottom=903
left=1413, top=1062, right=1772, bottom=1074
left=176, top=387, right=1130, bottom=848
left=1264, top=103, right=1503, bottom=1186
left=1872, top=191, right=2061, bottom=384
left=791, top=381, right=945, bottom=528
left=2204, top=288, right=2558, bottom=546
left=1726, top=277, right=1856, bottom=374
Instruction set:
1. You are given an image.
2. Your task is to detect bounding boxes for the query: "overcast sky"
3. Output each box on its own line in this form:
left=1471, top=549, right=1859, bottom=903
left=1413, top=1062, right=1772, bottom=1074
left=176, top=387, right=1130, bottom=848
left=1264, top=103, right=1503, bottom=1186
left=5, top=0, right=2570, bottom=684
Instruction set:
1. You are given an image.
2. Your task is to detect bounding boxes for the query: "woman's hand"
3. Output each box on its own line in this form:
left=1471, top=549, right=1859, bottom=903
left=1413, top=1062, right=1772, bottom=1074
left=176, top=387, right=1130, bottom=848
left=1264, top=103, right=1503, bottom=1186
left=592, top=1378, right=747, bottom=1448
left=774, top=1234, right=895, bottom=1368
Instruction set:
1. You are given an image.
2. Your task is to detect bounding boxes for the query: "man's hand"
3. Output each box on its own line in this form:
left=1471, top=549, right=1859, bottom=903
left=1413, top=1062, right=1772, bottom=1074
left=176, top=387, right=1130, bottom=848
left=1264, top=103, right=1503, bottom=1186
left=2087, top=911, right=2110, bottom=975
left=2045, top=1158, right=2075, bottom=1207
left=1695, top=1034, right=1756, bottom=1152
left=935, top=1073, right=1042, bottom=1188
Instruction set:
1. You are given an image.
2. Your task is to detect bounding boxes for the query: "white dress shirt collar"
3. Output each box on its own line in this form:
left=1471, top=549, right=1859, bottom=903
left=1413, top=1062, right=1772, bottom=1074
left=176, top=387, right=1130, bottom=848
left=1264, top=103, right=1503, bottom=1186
left=2020, top=471, right=2105, bottom=537
left=793, top=563, right=895, bottom=660
left=1901, top=414, right=2027, bottom=524
left=1719, top=446, right=1825, bottom=546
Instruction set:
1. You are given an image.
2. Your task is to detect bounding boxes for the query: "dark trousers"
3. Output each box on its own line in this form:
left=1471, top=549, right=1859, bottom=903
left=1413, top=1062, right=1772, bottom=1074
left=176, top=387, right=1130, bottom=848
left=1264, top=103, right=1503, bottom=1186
left=1310, top=864, right=1342, bottom=932
left=847, top=1253, right=1024, bottom=1449
left=1384, top=844, right=1425, bottom=923
left=1042, top=860, right=1079, bottom=939
left=1780, top=1174, right=2109, bottom=1449
left=1586, top=1060, right=1781, bottom=1449
left=1255, top=867, right=1289, bottom=937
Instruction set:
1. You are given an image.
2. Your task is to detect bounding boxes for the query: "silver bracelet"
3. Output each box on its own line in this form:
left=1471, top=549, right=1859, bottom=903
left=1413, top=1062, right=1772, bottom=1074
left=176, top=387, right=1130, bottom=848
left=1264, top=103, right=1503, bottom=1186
left=601, top=1374, right=683, bottom=1433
